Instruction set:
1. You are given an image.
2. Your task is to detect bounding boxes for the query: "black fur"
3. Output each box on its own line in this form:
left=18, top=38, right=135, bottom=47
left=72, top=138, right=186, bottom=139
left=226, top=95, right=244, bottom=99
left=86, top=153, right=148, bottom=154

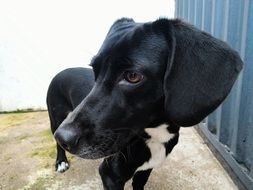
left=47, top=67, right=94, bottom=171
left=47, top=18, right=243, bottom=189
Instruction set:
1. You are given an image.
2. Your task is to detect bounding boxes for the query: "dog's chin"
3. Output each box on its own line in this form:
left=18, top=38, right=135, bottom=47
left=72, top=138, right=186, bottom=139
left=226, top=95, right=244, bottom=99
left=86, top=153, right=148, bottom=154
left=74, top=135, right=137, bottom=159
left=75, top=149, right=118, bottom=160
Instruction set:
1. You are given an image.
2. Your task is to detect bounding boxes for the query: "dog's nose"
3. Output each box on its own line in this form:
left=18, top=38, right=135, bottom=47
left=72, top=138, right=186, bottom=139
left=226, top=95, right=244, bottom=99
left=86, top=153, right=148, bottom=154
left=54, top=127, right=80, bottom=153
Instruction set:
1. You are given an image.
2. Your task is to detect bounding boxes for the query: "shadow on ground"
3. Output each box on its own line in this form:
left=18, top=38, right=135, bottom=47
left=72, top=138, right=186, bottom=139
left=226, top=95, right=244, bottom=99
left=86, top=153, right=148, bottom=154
left=0, top=112, right=237, bottom=190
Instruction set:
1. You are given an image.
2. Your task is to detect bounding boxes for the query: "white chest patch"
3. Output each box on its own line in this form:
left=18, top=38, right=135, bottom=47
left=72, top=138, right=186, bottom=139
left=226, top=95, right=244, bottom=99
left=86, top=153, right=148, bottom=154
left=136, top=124, right=175, bottom=172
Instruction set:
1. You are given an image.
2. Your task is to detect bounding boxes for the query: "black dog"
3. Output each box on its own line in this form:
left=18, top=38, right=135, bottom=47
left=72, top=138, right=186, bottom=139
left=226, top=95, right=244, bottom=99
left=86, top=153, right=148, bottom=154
left=47, top=18, right=243, bottom=190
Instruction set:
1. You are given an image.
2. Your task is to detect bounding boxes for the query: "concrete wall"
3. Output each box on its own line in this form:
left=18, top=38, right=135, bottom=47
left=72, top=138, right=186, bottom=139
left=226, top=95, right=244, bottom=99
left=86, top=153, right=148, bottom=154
left=0, top=0, right=175, bottom=112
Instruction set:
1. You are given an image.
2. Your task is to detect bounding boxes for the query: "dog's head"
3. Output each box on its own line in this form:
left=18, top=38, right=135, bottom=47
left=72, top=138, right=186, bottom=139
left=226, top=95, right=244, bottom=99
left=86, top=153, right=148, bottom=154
left=54, top=18, right=243, bottom=159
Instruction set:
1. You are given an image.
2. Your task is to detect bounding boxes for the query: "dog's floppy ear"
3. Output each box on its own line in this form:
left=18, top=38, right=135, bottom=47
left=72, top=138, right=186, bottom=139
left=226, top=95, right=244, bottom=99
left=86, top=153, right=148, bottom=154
left=98, top=18, right=135, bottom=54
left=105, top=17, right=135, bottom=38
left=155, top=19, right=243, bottom=127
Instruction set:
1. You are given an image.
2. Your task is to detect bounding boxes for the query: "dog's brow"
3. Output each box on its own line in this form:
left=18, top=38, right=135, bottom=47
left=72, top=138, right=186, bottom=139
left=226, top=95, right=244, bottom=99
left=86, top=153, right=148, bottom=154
left=125, top=57, right=151, bottom=70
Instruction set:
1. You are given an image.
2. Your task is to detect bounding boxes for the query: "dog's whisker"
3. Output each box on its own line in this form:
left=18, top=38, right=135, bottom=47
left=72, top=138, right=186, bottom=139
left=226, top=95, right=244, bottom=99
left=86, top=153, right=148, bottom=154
left=119, top=151, right=127, bottom=162
left=126, top=146, right=133, bottom=161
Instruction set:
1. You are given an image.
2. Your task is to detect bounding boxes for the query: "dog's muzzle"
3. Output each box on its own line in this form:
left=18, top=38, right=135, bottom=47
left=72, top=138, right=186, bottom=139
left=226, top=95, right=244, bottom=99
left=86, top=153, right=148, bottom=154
left=54, top=123, right=129, bottom=159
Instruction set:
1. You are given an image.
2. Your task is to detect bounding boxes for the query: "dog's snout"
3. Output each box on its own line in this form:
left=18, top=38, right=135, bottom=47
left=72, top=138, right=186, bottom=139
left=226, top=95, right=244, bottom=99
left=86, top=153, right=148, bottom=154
left=54, top=126, right=80, bottom=153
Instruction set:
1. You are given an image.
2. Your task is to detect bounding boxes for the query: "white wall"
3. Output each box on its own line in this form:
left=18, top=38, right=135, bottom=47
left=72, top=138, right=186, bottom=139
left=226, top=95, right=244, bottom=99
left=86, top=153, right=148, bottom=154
left=0, top=0, right=175, bottom=111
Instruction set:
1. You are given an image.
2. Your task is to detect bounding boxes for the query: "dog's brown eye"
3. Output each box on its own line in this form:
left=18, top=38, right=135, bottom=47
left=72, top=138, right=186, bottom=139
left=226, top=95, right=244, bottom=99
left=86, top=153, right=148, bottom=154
left=124, top=72, right=143, bottom=83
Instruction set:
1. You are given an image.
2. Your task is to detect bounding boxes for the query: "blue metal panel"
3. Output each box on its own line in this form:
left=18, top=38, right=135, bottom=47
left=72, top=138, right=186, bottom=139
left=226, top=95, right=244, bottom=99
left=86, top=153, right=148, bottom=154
left=183, top=0, right=189, bottom=21
left=175, top=0, right=253, bottom=189
left=202, top=0, right=212, bottom=32
left=195, top=0, right=203, bottom=28
left=188, top=0, right=195, bottom=23
left=219, top=0, right=244, bottom=150
left=238, top=0, right=253, bottom=173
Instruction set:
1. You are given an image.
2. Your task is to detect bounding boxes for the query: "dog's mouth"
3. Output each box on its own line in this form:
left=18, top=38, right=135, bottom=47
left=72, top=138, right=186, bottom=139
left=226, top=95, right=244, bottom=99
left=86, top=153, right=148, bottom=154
left=74, top=143, right=120, bottom=159
left=75, top=148, right=117, bottom=159
left=73, top=131, right=140, bottom=159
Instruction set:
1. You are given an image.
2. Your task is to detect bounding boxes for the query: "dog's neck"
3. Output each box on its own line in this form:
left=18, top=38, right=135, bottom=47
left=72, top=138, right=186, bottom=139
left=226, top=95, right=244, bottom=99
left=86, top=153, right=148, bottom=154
left=144, top=124, right=174, bottom=143
left=136, top=124, right=179, bottom=172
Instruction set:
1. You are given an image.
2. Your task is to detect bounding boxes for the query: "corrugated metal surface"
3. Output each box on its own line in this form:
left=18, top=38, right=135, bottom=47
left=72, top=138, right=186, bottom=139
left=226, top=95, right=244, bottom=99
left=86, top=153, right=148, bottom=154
left=175, top=0, right=253, bottom=189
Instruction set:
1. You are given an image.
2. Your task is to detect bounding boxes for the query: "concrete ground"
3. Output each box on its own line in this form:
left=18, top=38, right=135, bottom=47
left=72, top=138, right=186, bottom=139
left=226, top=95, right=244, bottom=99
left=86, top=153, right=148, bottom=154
left=0, top=111, right=238, bottom=190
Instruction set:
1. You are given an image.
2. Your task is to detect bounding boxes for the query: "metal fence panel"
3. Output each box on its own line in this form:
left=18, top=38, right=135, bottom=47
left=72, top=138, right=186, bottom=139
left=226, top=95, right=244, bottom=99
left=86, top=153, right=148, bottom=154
left=175, top=0, right=253, bottom=189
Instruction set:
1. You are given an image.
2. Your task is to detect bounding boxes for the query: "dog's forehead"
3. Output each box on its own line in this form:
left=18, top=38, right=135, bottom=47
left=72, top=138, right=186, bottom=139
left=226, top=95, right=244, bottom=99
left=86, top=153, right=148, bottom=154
left=98, top=21, right=141, bottom=55
left=95, top=20, right=167, bottom=68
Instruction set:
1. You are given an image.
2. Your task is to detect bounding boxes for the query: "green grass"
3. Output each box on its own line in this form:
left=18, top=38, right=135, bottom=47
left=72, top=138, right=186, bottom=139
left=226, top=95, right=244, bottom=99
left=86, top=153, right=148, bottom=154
left=29, top=129, right=56, bottom=159
left=18, top=134, right=30, bottom=141
left=30, top=141, right=56, bottom=159
left=24, top=177, right=47, bottom=190
left=39, top=129, right=53, bottom=140
left=4, top=155, right=12, bottom=161
left=0, top=112, right=35, bottom=130
left=0, top=109, right=46, bottom=114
